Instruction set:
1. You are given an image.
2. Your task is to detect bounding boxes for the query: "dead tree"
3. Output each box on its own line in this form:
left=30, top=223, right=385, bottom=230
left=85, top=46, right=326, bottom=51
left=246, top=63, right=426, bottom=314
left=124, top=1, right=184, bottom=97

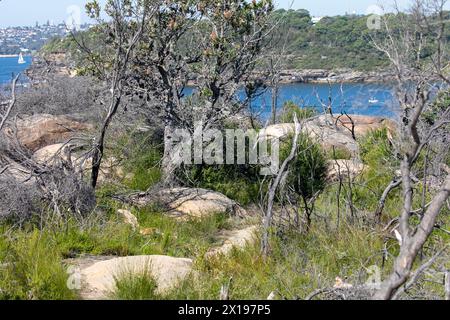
left=370, top=0, right=450, bottom=299
left=83, top=0, right=151, bottom=189
left=445, top=271, right=450, bottom=300
left=261, top=114, right=301, bottom=256
left=0, top=74, right=20, bottom=132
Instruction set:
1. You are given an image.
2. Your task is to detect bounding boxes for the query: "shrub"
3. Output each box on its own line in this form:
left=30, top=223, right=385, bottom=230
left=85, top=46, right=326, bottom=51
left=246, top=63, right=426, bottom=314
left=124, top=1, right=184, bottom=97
left=282, top=133, right=328, bottom=204
left=0, top=164, right=96, bottom=227
left=279, top=101, right=317, bottom=123
left=356, top=128, right=400, bottom=213
left=110, top=131, right=163, bottom=191
left=182, top=165, right=262, bottom=206
left=15, top=75, right=103, bottom=120
left=325, top=147, right=352, bottom=160
left=124, top=146, right=162, bottom=191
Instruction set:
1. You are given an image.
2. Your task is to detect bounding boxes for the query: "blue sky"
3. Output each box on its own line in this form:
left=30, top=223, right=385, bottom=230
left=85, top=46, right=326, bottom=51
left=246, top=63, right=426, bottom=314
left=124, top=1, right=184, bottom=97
left=0, top=0, right=435, bottom=28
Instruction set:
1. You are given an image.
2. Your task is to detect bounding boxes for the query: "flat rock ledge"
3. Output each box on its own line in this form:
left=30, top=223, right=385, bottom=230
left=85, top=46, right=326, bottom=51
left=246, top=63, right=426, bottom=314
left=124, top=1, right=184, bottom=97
left=130, top=187, right=248, bottom=220
left=67, top=255, right=193, bottom=300
left=205, top=226, right=259, bottom=259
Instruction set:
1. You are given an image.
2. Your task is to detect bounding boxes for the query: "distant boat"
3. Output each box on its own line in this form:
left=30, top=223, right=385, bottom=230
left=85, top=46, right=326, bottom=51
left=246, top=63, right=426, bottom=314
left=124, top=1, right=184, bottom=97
left=369, top=97, right=379, bottom=104
left=18, top=53, right=26, bottom=64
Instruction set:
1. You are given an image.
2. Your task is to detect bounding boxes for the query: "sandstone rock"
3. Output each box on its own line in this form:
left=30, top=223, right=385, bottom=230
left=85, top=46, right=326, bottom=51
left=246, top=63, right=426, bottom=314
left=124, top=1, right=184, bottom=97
left=72, top=255, right=193, bottom=300
left=117, top=209, right=139, bottom=231
left=33, top=144, right=128, bottom=183
left=131, top=188, right=247, bottom=220
left=331, top=115, right=397, bottom=138
left=327, top=160, right=366, bottom=181
left=258, top=114, right=396, bottom=155
left=258, top=123, right=295, bottom=140
left=302, top=120, right=359, bottom=154
left=259, top=122, right=359, bottom=154
left=205, top=226, right=258, bottom=258
left=6, top=114, right=93, bottom=152
left=334, top=277, right=354, bottom=289
left=81, top=156, right=129, bottom=182
left=33, top=143, right=69, bottom=164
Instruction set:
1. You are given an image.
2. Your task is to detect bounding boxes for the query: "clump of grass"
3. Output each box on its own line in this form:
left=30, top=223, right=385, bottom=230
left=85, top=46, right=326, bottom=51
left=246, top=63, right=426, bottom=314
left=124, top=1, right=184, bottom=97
left=0, top=230, right=76, bottom=300
left=135, top=208, right=233, bottom=257
left=113, top=271, right=160, bottom=300
left=165, top=223, right=388, bottom=300
left=325, top=147, right=353, bottom=160
left=109, top=131, right=163, bottom=191
left=0, top=207, right=235, bottom=300
left=181, top=165, right=262, bottom=206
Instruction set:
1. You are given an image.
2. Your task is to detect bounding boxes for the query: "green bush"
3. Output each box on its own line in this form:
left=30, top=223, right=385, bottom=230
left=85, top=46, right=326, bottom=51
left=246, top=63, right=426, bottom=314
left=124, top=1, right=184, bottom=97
left=182, top=165, right=262, bottom=206
left=281, top=133, right=328, bottom=203
left=125, top=147, right=162, bottom=191
left=279, top=101, right=317, bottom=123
left=356, top=128, right=400, bottom=213
left=110, top=131, right=163, bottom=191
left=325, top=147, right=352, bottom=160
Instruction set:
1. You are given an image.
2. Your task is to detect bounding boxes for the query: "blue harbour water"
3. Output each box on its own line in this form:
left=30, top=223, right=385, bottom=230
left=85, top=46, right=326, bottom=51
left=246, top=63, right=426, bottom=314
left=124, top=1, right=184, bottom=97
left=245, top=82, right=396, bottom=118
left=186, top=82, right=397, bottom=118
left=0, top=56, right=396, bottom=117
left=0, top=56, right=32, bottom=85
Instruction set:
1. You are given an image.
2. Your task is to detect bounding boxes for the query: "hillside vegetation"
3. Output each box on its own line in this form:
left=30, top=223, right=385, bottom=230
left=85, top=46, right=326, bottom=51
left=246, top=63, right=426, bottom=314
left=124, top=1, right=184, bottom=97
left=0, top=0, right=449, bottom=301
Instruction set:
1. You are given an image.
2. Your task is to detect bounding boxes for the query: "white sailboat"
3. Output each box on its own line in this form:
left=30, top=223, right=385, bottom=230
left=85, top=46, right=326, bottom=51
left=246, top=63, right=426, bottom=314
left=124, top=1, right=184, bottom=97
left=368, top=97, right=379, bottom=104
left=18, top=53, right=26, bottom=65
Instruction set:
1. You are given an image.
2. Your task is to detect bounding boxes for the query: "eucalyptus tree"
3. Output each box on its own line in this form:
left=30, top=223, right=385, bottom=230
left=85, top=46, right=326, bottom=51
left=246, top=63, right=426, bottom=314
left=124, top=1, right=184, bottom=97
left=84, top=0, right=154, bottom=189
left=81, top=0, right=274, bottom=187
left=370, top=0, right=450, bottom=300
left=127, top=0, right=275, bottom=184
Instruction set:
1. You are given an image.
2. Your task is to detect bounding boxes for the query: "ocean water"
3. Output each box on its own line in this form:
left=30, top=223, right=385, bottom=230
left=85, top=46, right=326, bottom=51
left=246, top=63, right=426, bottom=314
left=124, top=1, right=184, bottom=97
left=0, top=56, right=396, bottom=117
left=0, top=56, right=32, bottom=85
left=250, top=82, right=397, bottom=118
left=186, top=82, right=397, bottom=118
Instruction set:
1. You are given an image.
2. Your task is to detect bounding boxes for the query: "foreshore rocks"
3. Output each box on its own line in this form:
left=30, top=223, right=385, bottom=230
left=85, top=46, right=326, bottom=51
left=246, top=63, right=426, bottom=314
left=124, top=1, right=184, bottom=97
left=259, top=114, right=396, bottom=155
left=276, top=69, right=394, bottom=84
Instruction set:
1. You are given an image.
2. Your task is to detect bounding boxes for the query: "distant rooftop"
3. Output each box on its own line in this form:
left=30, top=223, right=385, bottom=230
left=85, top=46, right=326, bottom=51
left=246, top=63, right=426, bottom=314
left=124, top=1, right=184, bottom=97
left=311, top=17, right=323, bottom=24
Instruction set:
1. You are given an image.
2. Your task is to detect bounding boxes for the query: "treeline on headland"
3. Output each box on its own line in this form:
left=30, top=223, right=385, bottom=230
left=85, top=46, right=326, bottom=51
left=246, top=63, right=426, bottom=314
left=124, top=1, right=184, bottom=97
left=41, top=8, right=450, bottom=73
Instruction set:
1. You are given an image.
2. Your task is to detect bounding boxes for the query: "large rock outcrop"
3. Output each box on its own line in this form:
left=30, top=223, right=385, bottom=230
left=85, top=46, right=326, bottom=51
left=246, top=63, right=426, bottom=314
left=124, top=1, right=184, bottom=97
left=70, top=255, right=193, bottom=300
left=259, top=114, right=396, bottom=154
left=319, top=114, right=396, bottom=138
left=33, top=144, right=129, bottom=183
left=130, top=188, right=247, bottom=220
left=259, top=122, right=358, bottom=154
left=5, top=114, right=93, bottom=152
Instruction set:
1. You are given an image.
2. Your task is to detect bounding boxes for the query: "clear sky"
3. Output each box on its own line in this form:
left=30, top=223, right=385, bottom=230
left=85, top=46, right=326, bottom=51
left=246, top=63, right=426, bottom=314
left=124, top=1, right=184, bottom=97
left=0, top=0, right=441, bottom=28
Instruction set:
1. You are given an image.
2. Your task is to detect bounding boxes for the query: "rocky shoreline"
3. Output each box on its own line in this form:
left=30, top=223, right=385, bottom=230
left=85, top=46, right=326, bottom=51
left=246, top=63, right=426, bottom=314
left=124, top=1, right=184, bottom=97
left=276, top=69, right=395, bottom=84
left=29, top=53, right=393, bottom=86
